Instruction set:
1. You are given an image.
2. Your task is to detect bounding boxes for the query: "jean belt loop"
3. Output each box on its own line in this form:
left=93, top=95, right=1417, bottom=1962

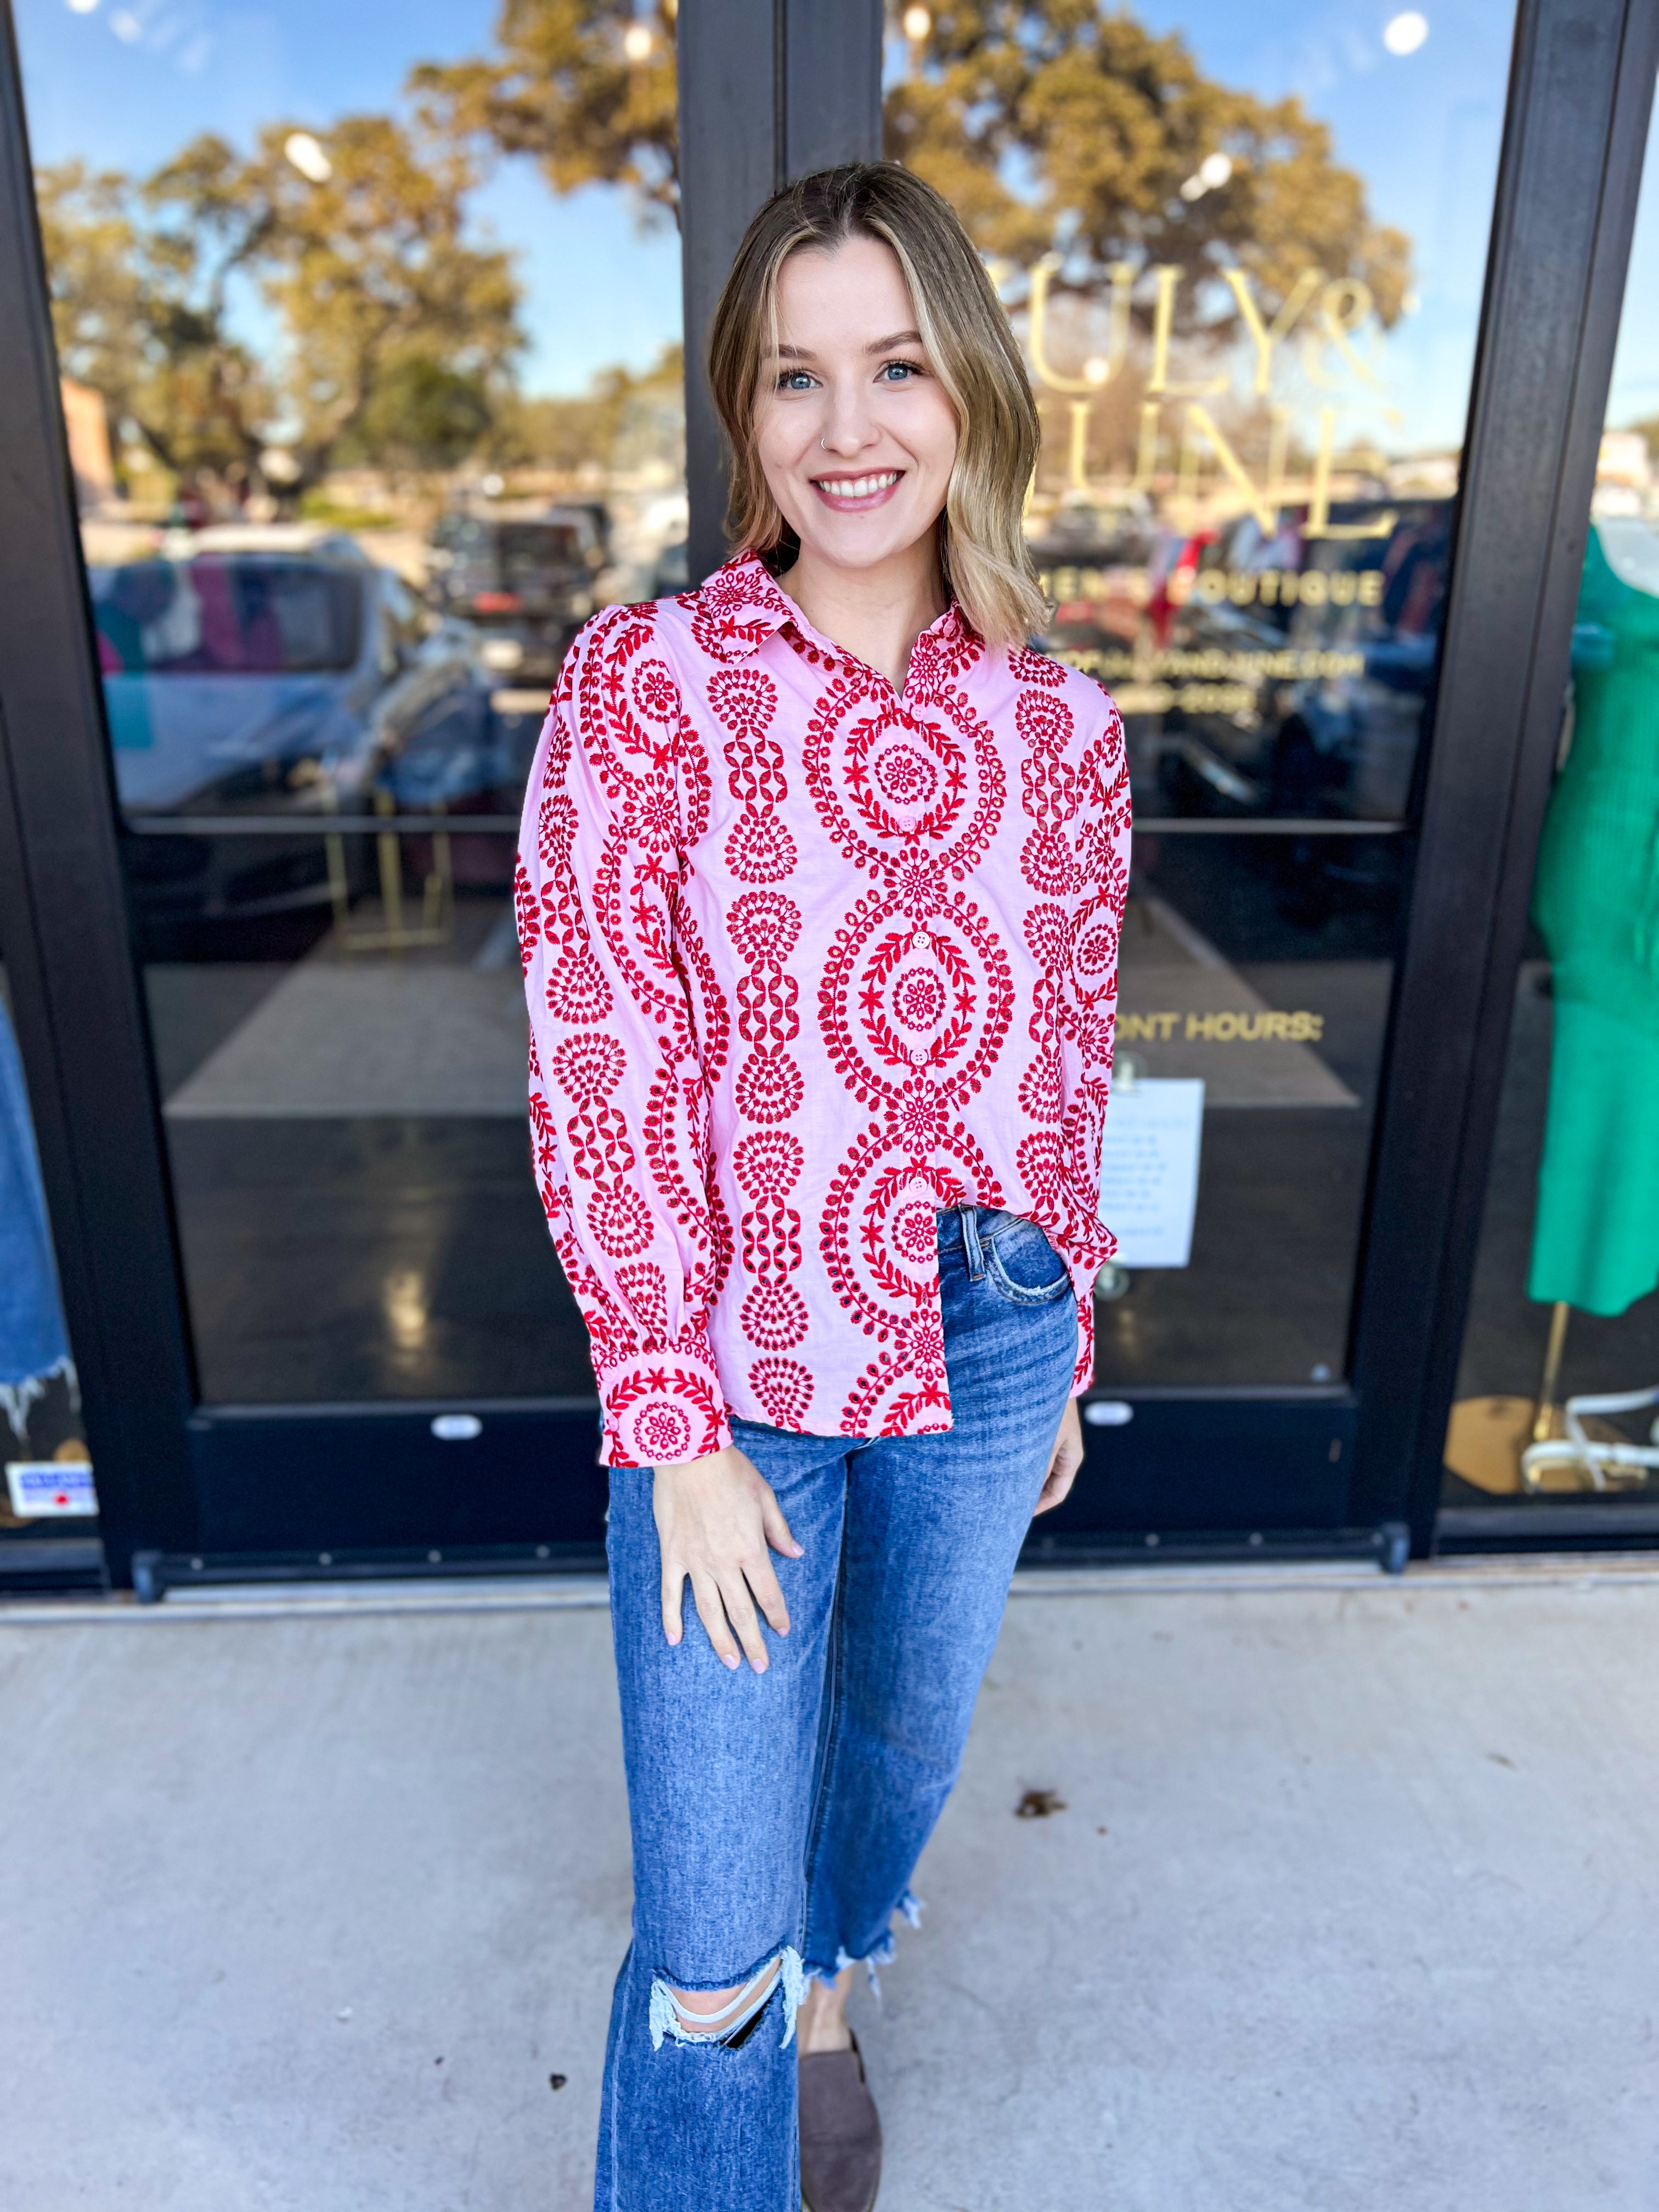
left=958, top=1202, right=986, bottom=1281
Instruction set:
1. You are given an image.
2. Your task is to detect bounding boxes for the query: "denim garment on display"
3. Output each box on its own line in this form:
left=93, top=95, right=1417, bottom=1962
left=0, top=1002, right=71, bottom=1437
left=593, top=1203, right=1076, bottom=2212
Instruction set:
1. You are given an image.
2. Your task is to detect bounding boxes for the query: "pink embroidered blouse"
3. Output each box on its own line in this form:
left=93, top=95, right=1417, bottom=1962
left=516, top=554, right=1131, bottom=1470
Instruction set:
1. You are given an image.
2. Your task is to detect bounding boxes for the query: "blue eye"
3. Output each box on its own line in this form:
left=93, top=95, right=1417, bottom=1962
left=879, top=360, right=923, bottom=382
left=777, top=370, right=817, bottom=392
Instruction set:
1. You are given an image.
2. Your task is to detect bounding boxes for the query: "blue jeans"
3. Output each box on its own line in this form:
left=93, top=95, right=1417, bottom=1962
left=595, top=1204, right=1078, bottom=2211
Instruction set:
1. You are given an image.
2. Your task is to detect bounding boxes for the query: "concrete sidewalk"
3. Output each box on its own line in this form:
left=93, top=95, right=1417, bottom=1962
left=3, top=1561, right=1657, bottom=2209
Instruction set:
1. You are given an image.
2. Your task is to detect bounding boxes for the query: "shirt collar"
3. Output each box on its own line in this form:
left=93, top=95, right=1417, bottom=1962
left=686, top=552, right=797, bottom=661
left=687, top=550, right=975, bottom=676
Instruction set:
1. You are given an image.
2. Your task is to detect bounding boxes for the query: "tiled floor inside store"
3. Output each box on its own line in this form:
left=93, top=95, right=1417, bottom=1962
left=3, top=1559, right=1657, bottom=2210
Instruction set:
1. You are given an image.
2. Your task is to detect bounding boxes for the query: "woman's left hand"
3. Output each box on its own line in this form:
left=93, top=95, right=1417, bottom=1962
left=1034, top=1398, right=1084, bottom=1516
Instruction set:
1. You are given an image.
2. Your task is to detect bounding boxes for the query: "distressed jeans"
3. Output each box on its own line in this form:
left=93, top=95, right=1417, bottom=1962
left=594, top=1204, right=1080, bottom=2212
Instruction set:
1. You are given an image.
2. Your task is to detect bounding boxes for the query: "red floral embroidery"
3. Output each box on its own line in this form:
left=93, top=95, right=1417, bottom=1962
left=518, top=554, right=1130, bottom=1465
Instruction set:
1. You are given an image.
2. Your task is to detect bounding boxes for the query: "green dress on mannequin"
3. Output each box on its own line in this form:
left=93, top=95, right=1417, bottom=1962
left=1528, top=517, right=1659, bottom=1316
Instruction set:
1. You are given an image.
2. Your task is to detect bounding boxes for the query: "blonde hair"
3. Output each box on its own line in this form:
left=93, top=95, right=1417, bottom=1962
left=707, top=162, right=1048, bottom=650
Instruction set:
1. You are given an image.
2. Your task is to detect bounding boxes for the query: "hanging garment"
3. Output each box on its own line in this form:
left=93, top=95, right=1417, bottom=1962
left=0, top=999, right=73, bottom=1438
left=1528, top=518, right=1659, bottom=1316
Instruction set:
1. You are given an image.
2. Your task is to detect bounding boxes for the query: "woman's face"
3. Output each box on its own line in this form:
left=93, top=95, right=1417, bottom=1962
left=753, top=235, right=959, bottom=575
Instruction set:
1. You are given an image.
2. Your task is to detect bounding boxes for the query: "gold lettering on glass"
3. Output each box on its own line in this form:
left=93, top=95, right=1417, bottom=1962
left=1017, top=257, right=1409, bottom=533
left=1028, top=255, right=1135, bottom=396
left=1147, top=266, right=1228, bottom=398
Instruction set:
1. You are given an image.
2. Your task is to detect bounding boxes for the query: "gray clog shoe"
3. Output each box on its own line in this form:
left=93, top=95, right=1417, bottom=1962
left=799, top=2030, right=882, bottom=2212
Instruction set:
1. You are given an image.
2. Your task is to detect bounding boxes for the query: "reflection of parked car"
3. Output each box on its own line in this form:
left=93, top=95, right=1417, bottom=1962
left=1026, top=499, right=1156, bottom=647
left=425, top=507, right=602, bottom=680
left=89, top=527, right=494, bottom=927
left=1155, top=499, right=1451, bottom=826
left=1144, top=498, right=1451, bottom=928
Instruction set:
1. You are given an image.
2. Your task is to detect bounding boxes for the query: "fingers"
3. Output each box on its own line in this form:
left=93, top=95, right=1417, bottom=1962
left=687, top=1564, right=770, bottom=1674
left=1032, top=1435, right=1084, bottom=1516
left=759, top=1483, right=803, bottom=1561
left=661, top=1560, right=686, bottom=1646
left=746, top=1552, right=791, bottom=1640
left=717, top=1570, right=771, bottom=1675
left=677, top=1549, right=788, bottom=1669
left=652, top=1457, right=799, bottom=1673
left=690, top=1568, right=742, bottom=1671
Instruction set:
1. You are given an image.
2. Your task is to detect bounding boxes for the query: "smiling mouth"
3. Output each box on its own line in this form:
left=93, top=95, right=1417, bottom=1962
left=811, top=469, right=903, bottom=509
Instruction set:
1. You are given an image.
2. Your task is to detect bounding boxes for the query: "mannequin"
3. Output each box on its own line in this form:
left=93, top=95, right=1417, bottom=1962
left=1442, top=514, right=1659, bottom=1498
left=1529, top=516, right=1659, bottom=1321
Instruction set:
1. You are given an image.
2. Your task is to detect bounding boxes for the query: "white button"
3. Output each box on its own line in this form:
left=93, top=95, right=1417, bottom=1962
left=912, top=930, right=929, bottom=950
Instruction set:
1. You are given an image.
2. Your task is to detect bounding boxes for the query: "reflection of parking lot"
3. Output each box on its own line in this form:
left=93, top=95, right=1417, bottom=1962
left=1035, top=500, right=1451, bottom=887
left=162, top=940, right=532, bottom=1120
left=1117, top=891, right=1358, bottom=1107
left=81, top=522, right=580, bottom=951
left=424, top=505, right=603, bottom=684
left=136, top=904, right=596, bottom=1406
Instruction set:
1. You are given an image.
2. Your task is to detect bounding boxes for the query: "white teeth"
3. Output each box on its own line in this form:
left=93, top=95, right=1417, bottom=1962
left=818, top=471, right=900, bottom=499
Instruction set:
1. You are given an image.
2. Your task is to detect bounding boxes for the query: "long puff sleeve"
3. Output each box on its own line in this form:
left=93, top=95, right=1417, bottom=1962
left=1055, top=691, right=1133, bottom=1396
left=517, top=605, right=733, bottom=1469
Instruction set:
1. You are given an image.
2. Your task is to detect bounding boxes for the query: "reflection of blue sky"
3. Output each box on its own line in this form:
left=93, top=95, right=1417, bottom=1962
left=1607, top=106, right=1659, bottom=433
left=15, top=0, right=683, bottom=395
left=18, top=0, right=1519, bottom=437
left=1124, top=3, right=1515, bottom=453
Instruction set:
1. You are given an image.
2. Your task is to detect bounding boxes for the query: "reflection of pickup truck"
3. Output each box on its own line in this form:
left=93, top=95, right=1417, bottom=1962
left=1155, top=499, right=1451, bottom=824
left=91, top=528, right=495, bottom=930
left=425, top=507, right=602, bottom=681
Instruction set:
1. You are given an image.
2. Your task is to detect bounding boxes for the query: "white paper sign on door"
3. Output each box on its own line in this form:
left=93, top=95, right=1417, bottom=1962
left=1097, top=1079, right=1204, bottom=1268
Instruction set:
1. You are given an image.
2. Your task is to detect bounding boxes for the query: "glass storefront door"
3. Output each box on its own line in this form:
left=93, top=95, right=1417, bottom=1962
left=7, top=0, right=1647, bottom=1573
left=890, top=1, right=1517, bottom=1531
left=13, top=0, right=685, bottom=1547
left=1441, top=85, right=1659, bottom=1537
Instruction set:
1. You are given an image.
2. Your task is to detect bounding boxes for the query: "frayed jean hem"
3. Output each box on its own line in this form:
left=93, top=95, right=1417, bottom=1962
left=807, top=1889, right=926, bottom=1997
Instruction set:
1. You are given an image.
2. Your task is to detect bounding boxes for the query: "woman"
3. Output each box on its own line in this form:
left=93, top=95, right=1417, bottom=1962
left=516, top=162, right=1128, bottom=2212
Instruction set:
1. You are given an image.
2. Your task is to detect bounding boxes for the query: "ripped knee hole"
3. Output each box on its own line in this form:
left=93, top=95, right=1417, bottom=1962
left=649, top=1948, right=805, bottom=2051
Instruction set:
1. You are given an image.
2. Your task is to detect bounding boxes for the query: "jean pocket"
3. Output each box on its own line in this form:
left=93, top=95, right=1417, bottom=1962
left=983, top=1217, right=1073, bottom=1304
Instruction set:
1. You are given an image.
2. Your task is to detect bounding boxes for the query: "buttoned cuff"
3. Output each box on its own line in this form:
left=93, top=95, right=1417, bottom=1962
left=598, top=1348, right=733, bottom=1469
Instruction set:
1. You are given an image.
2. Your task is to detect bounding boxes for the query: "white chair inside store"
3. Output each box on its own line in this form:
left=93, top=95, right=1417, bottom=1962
left=1519, top=1383, right=1659, bottom=1492
left=1444, top=1301, right=1659, bottom=1494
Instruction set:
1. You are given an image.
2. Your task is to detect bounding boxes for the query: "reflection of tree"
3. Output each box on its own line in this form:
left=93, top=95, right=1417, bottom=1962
left=37, top=160, right=273, bottom=489
left=252, top=116, right=520, bottom=482
left=500, top=345, right=685, bottom=476
left=38, top=1, right=1403, bottom=507
left=38, top=115, right=520, bottom=500
left=359, top=358, right=496, bottom=475
left=887, top=6, right=1409, bottom=334
left=410, top=1, right=681, bottom=222
left=410, top=1, right=1406, bottom=339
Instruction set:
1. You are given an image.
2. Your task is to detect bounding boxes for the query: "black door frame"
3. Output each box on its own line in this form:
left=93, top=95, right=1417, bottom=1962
left=1401, top=0, right=1659, bottom=1557
left=1348, top=0, right=1659, bottom=1553
left=0, top=0, right=199, bottom=1583
left=0, top=0, right=1650, bottom=1590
